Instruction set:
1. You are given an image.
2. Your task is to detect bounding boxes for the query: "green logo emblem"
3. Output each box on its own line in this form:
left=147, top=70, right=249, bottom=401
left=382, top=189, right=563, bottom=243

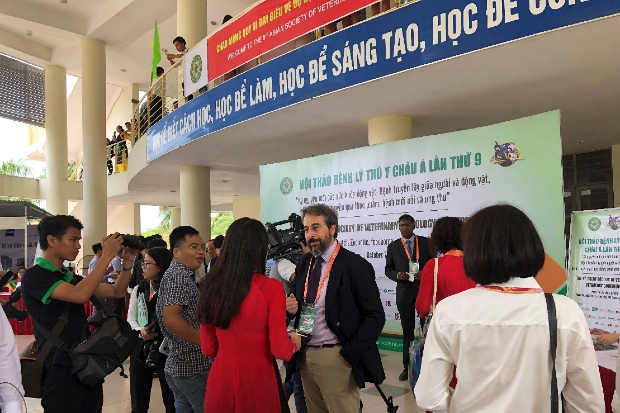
left=190, top=55, right=202, bottom=84
left=280, top=177, right=293, bottom=195
left=588, top=217, right=602, bottom=231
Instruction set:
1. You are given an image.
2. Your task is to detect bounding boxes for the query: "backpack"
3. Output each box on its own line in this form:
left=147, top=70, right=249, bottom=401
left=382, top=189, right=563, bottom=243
left=30, top=296, right=141, bottom=388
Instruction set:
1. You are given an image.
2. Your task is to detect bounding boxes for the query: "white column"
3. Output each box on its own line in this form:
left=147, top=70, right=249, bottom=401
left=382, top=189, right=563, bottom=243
left=177, top=0, right=208, bottom=48
left=82, top=38, right=107, bottom=249
left=45, top=65, right=68, bottom=215
left=233, top=196, right=261, bottom=220
left=180, top=166, right=211, bottom=240
left=368, top=115, right=413, bottom=146
left=170, top=207, right=181, bottom=229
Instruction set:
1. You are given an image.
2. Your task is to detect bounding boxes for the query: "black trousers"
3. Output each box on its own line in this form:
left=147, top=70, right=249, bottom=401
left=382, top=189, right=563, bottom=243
left=397, top=302, right=417, bottom=369
left=130, top=353, right=175, bottom=413
left=42, top=363, right=103, bottom=413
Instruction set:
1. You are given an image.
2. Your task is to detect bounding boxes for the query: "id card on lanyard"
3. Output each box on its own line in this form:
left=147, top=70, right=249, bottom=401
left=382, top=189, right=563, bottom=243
left=298, top=243, right=341, bottom=337
left=401, top=237, right=420, bottom=274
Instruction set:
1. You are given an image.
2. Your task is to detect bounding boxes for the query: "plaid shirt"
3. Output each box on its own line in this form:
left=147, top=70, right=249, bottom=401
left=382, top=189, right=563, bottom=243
left=156, top=261, right=213, bottom=377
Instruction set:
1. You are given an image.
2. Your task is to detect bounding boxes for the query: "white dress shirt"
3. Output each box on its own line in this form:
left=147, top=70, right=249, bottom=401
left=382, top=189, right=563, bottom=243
left=0, top=308, right=24, bottom=413
left=414, top=277, right=604, bottom=413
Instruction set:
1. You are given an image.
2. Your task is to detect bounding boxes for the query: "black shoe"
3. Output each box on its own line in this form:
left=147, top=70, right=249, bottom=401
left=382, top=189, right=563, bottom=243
left=398, top=368, right=408, bottom=381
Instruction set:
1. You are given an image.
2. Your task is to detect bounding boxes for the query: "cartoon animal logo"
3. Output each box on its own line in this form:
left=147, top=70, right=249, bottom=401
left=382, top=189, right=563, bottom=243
left=608, top=215, right=620, bottom=230
left=490, top=141, right=525, bottom=167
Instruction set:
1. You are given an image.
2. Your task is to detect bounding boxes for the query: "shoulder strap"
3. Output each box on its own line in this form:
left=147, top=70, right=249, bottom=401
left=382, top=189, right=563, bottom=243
left=31, top=302, right=71, bottom=364
left=545, top=293, right=559, bottom=413
left=429, top=257, right=439, bottom=316
left=89, top=295, right=106, bottom=313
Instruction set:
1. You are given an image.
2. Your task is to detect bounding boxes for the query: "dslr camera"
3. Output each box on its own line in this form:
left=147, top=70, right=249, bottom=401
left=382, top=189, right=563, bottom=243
left=142, top=322, right=162, bottom=369
left=114, top=234, right=145, bottom=250
left=266, top=213, right=306, bottom=264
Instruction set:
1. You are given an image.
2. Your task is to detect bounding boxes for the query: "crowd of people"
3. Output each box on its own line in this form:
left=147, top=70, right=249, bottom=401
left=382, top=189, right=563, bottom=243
left=0, top=202, right=617, bottom=413
left=106, top=122, right=136, bottom=175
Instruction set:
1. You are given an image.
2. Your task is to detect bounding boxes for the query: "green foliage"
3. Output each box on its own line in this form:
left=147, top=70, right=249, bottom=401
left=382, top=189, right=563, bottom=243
left=211, top=213, right=233, bottom=236
left=0, top=159, right=33, bottom=177
left=0, top=159, right=39, bottom=205
left=159, top=209, right=171, bottom=230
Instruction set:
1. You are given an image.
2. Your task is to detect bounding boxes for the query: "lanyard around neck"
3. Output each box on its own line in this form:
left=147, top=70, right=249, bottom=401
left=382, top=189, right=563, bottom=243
left=401, top=236, right=419, bottom=261
left=476, top=285, right=543, bottom=294
left=444, top=250, right=463, bottom=257
left=303, top=242, right=341, bottom=303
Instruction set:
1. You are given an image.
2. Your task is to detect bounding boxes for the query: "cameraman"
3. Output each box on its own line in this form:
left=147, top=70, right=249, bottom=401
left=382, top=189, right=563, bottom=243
left=21, top=215, right=138, bottom=413
left=127, top=247, right=175, bottom=413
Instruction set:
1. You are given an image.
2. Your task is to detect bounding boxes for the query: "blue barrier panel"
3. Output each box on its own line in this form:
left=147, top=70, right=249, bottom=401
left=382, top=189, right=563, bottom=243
left=147, top=0, right=619, bottom=162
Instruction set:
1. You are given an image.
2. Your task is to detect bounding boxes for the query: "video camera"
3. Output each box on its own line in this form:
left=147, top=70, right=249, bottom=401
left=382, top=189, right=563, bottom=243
left=143, top=322, right=162, bottom=368
left=266, top=213, right=306, bottom=264
left=1, top=271, right=28, bottom=321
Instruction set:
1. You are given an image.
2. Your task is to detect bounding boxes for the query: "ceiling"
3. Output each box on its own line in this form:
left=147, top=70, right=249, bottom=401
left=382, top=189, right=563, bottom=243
left=111, top=14, right=620, bottom=209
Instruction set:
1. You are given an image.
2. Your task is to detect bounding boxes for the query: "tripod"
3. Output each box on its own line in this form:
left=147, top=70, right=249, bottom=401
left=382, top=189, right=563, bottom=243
left=359, top=384, right=399, bottom=413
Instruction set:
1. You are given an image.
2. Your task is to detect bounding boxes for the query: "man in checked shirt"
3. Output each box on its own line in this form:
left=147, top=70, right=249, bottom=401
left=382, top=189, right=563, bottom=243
left=156, top=226, right=212, bottom=413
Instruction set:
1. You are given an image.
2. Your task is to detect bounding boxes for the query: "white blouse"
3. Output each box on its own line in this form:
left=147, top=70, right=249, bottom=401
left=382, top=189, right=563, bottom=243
left=414, top=277, right=604, bottom=413
left=0, top=309, right=24, bottom=413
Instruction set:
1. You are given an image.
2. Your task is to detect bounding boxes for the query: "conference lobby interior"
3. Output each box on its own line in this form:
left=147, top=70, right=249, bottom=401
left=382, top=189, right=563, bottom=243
left=0, top=0, right=619, bottom=411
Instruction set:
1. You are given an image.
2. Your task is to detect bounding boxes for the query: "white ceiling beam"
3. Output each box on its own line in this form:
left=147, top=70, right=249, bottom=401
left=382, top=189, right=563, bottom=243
left=0, top=0, right=87, bottom=36
left=0, top=26, right=51, bottom=61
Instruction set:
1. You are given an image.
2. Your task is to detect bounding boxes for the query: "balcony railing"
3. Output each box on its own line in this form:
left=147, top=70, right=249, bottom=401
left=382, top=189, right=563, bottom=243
left=131, top=0, right=406, bottom=144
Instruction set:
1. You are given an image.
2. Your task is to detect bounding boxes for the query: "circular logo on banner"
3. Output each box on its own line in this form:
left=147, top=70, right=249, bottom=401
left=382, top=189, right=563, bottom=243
left=490, top=141, right=525, bottom=167
left=588, top=217, right=602, bottom=231
left=190, top=55, right=202, bottom=84
left=280, top=177, right=293, bottom=195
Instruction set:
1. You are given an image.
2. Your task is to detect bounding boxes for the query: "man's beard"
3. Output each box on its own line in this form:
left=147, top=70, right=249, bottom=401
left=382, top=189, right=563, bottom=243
left=309, top=235, right=333, bottom=257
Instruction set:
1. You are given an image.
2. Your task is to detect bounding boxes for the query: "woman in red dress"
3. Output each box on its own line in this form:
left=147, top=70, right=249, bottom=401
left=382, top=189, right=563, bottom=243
left=415, top=217, right=476, bottom=319
left=197, top=218, right=302, bottom=413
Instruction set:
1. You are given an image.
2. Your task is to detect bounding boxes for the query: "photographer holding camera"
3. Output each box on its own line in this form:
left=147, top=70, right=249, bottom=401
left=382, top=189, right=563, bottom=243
left=21, top=215, right=139, bottom=413
left=127, top=247, right=175, bottom=413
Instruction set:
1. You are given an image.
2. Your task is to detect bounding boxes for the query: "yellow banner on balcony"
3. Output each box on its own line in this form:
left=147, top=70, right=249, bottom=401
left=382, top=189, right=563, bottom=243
left=183, top=38, right=209, bottom=97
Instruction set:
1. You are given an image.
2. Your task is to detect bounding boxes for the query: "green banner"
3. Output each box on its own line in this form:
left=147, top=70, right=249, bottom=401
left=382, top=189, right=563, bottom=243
left=261, top=111, right=566, bottom=334
left=568, top=208, right=620, bottom=333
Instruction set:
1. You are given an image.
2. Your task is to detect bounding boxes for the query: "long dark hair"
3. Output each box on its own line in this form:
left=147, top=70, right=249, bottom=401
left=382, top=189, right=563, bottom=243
left=140, top=247, right=172, bottom=291
left=197, top=218, right=268, bottom=329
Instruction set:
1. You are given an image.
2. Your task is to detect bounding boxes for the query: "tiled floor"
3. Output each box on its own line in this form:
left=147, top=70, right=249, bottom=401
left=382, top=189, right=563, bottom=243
left=15, top=335, right=424, bottom=413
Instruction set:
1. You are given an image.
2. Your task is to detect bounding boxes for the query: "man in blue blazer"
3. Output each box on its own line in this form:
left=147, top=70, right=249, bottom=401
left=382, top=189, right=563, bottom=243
left=286, top=204, right=385, bottom=413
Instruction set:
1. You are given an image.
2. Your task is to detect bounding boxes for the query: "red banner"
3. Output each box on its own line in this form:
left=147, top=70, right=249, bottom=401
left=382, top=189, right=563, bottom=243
left=207, top=0, right=376, bottom=82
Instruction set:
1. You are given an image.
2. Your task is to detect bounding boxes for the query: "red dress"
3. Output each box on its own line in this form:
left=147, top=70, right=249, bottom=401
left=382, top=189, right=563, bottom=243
left=201, top=274, right=297, bottom=413
left=415, top=255, right=476, bottom=318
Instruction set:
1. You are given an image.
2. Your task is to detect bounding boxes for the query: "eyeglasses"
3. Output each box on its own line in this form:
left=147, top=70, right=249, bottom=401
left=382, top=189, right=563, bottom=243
left=176, top=244, right=207, bottom=252
left=141, top=261, right=157, bottom=268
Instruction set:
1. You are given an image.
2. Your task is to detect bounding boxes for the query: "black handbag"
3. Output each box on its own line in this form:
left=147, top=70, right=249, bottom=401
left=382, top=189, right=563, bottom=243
left=31, top=296, right=141, bottom=387
left=19, top=302, right=70, bottom=398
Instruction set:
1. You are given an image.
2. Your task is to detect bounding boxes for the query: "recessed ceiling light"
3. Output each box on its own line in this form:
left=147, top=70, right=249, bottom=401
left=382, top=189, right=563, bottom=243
left=120, top=69, right=127, bottom=72
left=222, top=180, right=229, bottom=183
left=170, top=190, right=177, bottom=193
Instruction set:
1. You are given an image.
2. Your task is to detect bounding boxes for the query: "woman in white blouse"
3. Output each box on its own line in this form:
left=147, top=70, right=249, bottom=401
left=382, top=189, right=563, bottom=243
left=414, top=204, right=604, bottom=413
left=127, top=247, right=175, bottom=413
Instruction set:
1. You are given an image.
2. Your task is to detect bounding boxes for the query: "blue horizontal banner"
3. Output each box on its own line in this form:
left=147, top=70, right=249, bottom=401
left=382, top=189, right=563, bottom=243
left=146, top=0, right=619, bottom=162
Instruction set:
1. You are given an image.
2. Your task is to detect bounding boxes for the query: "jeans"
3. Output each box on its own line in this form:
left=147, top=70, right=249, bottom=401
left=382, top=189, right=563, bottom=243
left=165, top=371, right=209, bottom=413
left=284, top=362, right=308, bottom=413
